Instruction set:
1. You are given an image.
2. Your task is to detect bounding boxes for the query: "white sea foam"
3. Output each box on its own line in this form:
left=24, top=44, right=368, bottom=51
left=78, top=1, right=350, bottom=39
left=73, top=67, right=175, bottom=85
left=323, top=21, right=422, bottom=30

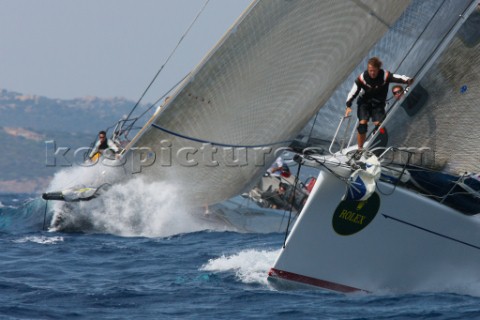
left=47, top=162, right=123, bottom=192
left=13, top=236, right=64, bottom=245
left=47, top=165, right=235, bottom=237
left=201, top=248, right=280, bottom=285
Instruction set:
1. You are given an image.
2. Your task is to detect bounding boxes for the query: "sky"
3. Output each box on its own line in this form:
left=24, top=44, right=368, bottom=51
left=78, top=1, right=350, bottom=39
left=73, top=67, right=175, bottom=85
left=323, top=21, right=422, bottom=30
left=0, top=0, right=252, bottom=102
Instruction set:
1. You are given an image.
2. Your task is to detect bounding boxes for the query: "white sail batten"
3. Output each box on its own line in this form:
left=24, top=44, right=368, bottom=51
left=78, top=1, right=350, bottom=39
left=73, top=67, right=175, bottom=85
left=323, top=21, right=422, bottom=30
left=122, top=0, right=410, bottom=206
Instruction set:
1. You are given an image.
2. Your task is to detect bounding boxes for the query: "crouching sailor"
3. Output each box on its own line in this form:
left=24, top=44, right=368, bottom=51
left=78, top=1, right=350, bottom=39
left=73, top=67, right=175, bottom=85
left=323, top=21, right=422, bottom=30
left=89, top=130, right=120, bottom=161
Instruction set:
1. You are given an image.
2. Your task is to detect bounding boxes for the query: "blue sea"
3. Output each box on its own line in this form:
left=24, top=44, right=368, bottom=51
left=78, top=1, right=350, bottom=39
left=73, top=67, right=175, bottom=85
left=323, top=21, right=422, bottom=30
left=2, top=192, right=480, bottom=320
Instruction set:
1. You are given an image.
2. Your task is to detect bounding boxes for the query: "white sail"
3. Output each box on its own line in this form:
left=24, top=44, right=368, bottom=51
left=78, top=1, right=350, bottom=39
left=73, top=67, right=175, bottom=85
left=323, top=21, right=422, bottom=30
left=387, top=9, right=480, bottom=174
left=120, top=0, right=410, bottom=206
left=269, top=1, right=480, bottom=293
left=303, top=0, right=479, bottom=159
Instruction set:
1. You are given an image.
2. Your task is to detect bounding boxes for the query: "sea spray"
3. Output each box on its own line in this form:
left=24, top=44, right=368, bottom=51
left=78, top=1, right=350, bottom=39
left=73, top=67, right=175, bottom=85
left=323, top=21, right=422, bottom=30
left=47, top=165, right=235, bottom=236
left=201, top=248, right=280, bottom=285
left=82, top=178, right=213, bottom=237
left=47, top=161, right=124, bottom=192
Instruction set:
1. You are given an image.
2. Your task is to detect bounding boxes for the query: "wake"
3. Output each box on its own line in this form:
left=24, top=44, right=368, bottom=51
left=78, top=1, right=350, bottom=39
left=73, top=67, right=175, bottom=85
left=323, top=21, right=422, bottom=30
left=201, top=248, right=280, bottom=286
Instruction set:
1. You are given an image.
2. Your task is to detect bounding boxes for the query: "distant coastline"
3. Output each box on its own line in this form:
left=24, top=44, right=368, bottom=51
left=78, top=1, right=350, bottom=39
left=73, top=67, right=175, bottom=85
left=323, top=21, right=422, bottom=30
left=0, top=88, right=143, bottom=194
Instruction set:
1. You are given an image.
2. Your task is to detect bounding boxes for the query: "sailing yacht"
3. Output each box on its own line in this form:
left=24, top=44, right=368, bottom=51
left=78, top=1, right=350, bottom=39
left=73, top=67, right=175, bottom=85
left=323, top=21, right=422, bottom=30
left=268, top=0, right=480, bottom=293
left=42, top=0, right=480, bottom=293
left=110, top=1, right=411, bottom=207
left=43, top=1, right=409, bottom=212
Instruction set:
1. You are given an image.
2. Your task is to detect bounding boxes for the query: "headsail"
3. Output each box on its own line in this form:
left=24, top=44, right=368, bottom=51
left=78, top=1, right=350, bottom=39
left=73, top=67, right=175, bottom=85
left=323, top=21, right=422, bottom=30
left=305, top=0, right=478, bottom=155
left=386, top=3, right=480, bottom=174
left=120, top=0, right=410, bottom=206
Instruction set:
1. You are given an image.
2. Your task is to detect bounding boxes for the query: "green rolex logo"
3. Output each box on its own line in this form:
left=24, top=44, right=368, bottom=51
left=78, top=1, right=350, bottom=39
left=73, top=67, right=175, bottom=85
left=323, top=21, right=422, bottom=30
left=332, top=192, right=380, bottom=235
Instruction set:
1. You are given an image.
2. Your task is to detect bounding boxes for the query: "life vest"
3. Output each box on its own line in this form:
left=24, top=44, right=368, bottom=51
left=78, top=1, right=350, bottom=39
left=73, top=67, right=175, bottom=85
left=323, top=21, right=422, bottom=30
left=357, top=70, right=390, bottom=90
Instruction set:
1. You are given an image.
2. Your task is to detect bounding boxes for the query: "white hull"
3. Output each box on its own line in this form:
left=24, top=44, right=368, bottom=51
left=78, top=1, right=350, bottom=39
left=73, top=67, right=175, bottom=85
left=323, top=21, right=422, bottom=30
left=269, top=169, right=480, bottom=293
left=208, top=195, right=296, bottom=234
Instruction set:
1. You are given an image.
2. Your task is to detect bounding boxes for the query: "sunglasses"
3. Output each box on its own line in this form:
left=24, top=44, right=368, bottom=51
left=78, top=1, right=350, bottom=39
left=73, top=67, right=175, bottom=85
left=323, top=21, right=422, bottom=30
left=393, top=90, right=403, bottom=95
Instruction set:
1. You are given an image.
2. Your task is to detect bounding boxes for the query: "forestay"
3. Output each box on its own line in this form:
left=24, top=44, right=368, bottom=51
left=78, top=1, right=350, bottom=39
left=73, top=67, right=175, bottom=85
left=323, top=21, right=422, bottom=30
left=121, top=0, right=410, bottom=206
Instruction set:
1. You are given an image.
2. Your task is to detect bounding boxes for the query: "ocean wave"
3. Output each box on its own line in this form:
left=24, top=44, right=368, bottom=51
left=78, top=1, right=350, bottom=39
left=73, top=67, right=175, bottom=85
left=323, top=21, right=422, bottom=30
left=200, top=248, right=280, bottom=285
left=13, top=235, right=64, bottom=245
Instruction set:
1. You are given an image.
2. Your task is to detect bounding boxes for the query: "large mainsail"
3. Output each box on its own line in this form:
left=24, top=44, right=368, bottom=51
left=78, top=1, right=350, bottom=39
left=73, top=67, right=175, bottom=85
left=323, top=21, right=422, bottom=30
left=121, top=0, right=410, bottom=206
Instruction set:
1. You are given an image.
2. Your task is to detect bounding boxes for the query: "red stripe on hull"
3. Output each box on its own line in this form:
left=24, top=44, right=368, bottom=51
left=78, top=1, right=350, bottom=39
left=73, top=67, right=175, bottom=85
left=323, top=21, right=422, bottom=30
left=268, top=268, right=366, bottom=293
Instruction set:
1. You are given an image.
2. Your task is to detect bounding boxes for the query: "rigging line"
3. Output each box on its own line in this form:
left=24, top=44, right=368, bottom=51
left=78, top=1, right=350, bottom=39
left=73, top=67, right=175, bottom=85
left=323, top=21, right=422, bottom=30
left=364, top=2, right=448, bottom=145
left=124, top=0, right=210, bottom=122
left=398, top=1, right=474, bottom=92
left=318, top=162, right=350, bottom=184
left=376, top=151, right=412, bottom=196
left=239, top=196, right=256, bottom=214
left=42, top=200, right=48, bottom=231
left=304, top=154, right=353, bottom=172
left=151, top=123, right=293, bottom=148
left=440, top=172, right=467, bottom=203
left=93, top=80, right=174, bottom=157
left=283, top=159, right=303, bottom=249
left=369, top=2, right=475, bottom=149
left=119, top=73, right=190, bottom=138
left=135, top=73, right=190, bottom=120
left=306, top=110, right=320, bottom=142
left=392, top=0, right=448, bottom=75
left=382, top=213, right=480, bottom=251
left=300, top=152, right=353, bottom=197
left=278, top=208, right=289, bottom=233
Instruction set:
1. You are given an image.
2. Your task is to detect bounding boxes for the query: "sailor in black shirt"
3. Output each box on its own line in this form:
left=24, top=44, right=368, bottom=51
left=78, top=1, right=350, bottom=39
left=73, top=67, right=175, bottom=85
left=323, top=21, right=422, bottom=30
left=345, top=57, right=413, bottom=153
left=88, top=130, right=120, bottom=159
